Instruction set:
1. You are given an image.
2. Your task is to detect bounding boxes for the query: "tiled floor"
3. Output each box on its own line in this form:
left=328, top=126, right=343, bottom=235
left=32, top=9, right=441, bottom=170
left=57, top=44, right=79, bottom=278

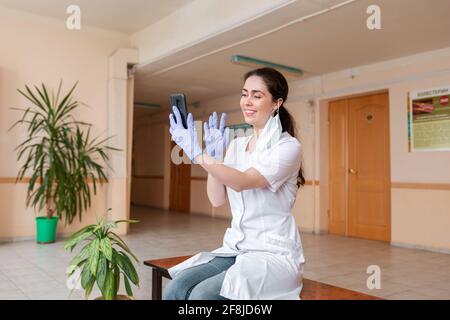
left=1, top=205, right=450, bottom=300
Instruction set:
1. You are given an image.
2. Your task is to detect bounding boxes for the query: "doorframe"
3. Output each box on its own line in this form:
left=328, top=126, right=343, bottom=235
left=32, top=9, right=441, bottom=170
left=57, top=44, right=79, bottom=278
left=107, top=48, right=139, bottom=235
left=319, top=89, right=391, bottom=241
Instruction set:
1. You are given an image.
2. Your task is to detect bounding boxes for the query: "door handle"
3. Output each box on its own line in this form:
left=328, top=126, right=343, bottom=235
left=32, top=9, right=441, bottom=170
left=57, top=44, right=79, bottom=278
left=348, top=168, right=357, bottom=175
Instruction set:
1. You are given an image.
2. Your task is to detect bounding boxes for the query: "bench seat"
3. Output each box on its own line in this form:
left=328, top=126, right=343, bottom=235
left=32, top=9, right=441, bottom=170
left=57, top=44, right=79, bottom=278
left=144, top=255, right=383, bottom=300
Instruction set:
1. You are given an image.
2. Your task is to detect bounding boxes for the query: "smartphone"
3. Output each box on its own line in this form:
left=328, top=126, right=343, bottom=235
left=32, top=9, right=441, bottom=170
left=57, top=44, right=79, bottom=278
left=170, top=93, right=188, bottom=129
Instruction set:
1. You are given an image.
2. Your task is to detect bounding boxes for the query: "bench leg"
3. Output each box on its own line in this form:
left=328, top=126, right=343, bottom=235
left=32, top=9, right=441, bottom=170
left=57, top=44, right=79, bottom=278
left=152, top=269, right=163, bottom=300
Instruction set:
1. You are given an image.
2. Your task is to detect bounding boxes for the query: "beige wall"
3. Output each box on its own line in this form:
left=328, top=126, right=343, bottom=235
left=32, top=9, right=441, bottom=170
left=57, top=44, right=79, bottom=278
left=392, top=188, right=450, bottom=253
left=131, top=114, right=165, bottom=208
left=0, top=14, right=131, bottom=240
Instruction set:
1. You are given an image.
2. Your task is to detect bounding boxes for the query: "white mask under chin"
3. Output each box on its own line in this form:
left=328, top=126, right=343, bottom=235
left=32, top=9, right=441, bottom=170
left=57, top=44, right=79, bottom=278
left=255, top=113, right=282, bottom=152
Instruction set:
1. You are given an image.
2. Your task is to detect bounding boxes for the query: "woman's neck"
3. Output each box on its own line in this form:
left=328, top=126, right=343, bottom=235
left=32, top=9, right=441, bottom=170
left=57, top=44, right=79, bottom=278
left=253, top=114, right=272, bottom=139
left=253, top=126, right=264, bottom=138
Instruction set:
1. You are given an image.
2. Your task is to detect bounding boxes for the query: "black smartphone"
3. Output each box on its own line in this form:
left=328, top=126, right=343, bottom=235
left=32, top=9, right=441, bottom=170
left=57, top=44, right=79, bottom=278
left=170, top=93, right=188, bottom=129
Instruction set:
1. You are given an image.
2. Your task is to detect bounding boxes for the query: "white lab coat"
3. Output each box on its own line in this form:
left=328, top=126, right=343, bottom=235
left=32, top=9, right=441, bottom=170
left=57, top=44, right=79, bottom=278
left=168, top=132, right=305, bottom=300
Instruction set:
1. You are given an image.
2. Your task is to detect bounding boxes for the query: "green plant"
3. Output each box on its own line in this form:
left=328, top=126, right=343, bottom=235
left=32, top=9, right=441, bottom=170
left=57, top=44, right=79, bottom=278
left=65, top=216, right=140, bottom=300
left=8, top=82, right=119, bottom=224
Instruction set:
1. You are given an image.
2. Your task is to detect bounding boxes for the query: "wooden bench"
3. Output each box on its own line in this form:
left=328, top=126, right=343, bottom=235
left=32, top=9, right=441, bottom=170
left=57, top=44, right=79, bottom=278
left=144, top=255, right=383, bottom=300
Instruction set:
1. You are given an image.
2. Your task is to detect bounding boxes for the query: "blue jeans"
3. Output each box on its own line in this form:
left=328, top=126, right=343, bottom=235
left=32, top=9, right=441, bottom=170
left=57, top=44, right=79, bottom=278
left=164, top=256, right=236, bottom=300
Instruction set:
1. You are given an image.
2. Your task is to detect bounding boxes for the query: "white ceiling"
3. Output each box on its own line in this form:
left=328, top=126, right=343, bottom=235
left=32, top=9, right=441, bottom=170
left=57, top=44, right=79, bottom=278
left=133, top=0, right=450, bottom=112
left=0, top=0, right=194, bottom=34
left=2, top=0, right=450, bottom=113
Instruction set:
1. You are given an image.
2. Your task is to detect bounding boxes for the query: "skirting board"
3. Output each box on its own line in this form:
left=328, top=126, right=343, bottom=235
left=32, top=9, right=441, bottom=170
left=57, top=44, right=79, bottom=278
left=0, top=233, right=72, bottom=244
left=299, top=227, right=328, bottom=235
left=391, top=241, right=450, bottom=255
left=0, top=235, right=35, bottom=243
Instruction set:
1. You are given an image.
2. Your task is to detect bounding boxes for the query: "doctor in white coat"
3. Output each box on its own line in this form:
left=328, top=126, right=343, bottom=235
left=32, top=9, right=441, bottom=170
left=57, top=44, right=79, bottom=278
left=165, top=67, right=306, bottom=300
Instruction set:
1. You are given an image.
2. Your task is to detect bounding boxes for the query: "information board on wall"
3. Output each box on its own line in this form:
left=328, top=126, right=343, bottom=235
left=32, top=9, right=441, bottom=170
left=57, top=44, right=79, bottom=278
left=408, top=86, right=450, bottom=152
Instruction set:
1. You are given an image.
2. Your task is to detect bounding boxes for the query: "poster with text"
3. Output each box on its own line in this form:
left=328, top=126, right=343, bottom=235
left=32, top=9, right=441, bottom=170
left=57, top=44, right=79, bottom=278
left=408, top=86, right=450, bottom=152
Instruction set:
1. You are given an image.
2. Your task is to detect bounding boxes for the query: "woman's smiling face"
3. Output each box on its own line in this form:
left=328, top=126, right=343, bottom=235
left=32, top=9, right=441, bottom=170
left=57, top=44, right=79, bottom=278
left=240, top=75, right=278, bottom=129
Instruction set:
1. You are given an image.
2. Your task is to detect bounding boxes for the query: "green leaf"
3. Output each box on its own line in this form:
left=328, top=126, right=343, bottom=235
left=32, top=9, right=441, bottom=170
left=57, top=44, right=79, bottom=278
left=56, top=81, right=78, bottom=115
left=96, top=255, right=107, bottom=295
left=99, top=238, right=113, bottom=261
left=64, top=228, right=94, bottom=251
left=88, top=239, right=100, bottom=276
left=80, top=263, right=93, bottom=289
left=108, top=232, right=138, bottom=262
left=67, top=243, right=91, bottom=276
left=80, top=260, right=96, bottom=299
left=103, top=269, right=115, bottom=300
left=114, top=250, right=139, bottom=286
left=84, top=275, right=96, bottom=299
left=114, top=219, right=139, bottom=225
left=123, top=274, right=133, bottom=297
left=114, top=265, right=120, bottom=298
left=67, top=259, right=85, bottom=277
left=17, top=87, right=44, bottom=112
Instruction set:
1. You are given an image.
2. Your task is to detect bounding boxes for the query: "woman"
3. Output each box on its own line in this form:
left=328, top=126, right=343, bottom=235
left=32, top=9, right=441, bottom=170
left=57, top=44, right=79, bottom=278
left=165, top=67, right=306, bottom=300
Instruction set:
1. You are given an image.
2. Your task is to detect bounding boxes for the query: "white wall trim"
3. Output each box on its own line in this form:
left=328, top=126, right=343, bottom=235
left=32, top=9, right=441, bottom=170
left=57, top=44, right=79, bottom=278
left=107, top=48, right=139, bottom=235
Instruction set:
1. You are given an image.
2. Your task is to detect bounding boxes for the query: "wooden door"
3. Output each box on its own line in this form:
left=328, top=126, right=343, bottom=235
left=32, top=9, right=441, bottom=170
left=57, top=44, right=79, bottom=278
left=169, top=141, right=191, bottom=213
left=329, top=99, right=349, bottom=236
left=329, top=92, right=391, bottom=242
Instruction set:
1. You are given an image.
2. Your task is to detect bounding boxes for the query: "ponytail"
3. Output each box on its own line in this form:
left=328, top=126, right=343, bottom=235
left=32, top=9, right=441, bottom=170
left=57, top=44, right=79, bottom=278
left=278, top=105, right=306, bottom=188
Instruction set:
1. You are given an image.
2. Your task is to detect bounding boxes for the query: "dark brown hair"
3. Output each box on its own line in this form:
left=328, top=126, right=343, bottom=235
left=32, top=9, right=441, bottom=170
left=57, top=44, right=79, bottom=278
left=244, top=67, right=306, bottom=188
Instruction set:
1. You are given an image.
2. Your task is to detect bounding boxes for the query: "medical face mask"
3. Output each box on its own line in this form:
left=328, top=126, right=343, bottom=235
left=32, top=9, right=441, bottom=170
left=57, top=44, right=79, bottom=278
left=255, top=108, right=282, bottom=152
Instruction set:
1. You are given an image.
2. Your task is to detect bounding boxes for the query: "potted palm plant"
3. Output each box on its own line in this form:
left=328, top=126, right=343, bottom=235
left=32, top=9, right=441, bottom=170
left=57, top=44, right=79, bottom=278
left=9, top=82, right=119, bottom=243
left=65, top=216, right=140, bottom=300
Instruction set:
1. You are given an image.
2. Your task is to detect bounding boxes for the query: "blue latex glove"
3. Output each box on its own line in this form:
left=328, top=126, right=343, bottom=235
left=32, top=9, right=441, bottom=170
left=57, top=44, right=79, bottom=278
left=203, top=112, right=229, bottom=161
left=169, top=106, right=203, bottom=162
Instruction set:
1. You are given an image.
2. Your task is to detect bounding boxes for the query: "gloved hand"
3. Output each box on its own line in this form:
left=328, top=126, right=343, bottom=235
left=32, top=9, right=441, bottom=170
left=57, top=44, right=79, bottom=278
left=169, top=106, right=203, bottom=163
left=203, top=112, right=229, bottom=161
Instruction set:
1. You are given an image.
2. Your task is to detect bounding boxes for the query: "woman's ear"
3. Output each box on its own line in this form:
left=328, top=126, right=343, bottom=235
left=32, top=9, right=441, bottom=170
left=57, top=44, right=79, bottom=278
left=275, top=98, right=283, bottom=108
left=273, top=98, right=283, bottom=113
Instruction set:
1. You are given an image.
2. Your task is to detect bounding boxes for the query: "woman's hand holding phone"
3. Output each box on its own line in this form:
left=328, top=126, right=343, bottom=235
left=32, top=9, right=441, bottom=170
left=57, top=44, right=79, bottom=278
left=169, top=106, right=203, bottom=162
left=203, top=112, right=229, bottom=161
